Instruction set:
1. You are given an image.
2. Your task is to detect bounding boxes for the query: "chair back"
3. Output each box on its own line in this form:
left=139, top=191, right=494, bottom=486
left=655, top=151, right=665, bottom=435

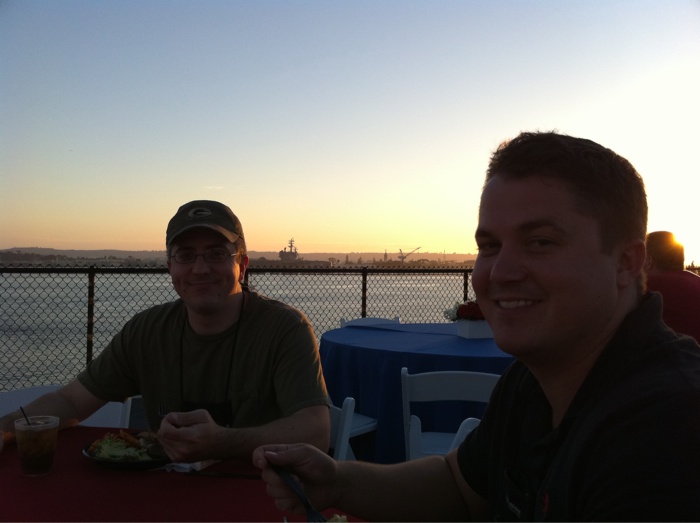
left=448, top=417, right=482, bottom=452
left=340, top=316, right=400, bottom=327
left=329, top=396, right=356, bottom=460
left=400, top=367, right=500, bottom=460
left=0, top=385, right=132, bottom=428
left=82, top=398, right=133, bottom=428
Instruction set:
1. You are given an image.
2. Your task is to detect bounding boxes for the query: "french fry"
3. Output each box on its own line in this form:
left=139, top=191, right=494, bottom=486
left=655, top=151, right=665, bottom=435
left=118, top=429, right=141, bottom=447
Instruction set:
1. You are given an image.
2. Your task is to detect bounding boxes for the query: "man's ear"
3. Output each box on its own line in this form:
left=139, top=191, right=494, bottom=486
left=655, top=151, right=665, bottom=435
left=238, top=255, right=250, bottom=282
left=617, top=239, right=646, bottom=289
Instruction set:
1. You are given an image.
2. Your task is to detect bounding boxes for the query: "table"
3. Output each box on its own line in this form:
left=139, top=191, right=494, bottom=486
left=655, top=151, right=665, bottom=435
left=0, top=426, right=356, bottom=522
left=320, top=322, right=514, bottom=463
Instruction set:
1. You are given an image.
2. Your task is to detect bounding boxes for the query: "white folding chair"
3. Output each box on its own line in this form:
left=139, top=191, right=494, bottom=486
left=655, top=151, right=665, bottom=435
left=81, top=397, right=133, bottom=428
left=328, top=396, right=378, bottom=460
left=348, top=409, right=378, bottom=441
left=448, top=417, right=481, bottom=452
left=329, top=397, right=355, bottom=460
left=340, top=316, right=401, bottom=327
left=400, top=367, right=500, bottom=460
left=0, top=385, right=132, bottom=428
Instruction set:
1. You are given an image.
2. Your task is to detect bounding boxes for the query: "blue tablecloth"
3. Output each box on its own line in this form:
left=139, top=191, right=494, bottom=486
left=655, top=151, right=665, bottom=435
left=320, top=322, right=514, bottom=463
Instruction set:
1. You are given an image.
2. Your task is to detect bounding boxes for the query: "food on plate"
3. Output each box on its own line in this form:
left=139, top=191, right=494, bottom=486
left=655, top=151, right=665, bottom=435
left=87, top=430, right=159, bottom=461
left=328, top=515, right=348, bottom=522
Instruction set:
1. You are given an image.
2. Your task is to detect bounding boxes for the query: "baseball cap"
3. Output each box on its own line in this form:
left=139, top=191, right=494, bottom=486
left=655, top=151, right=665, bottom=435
left=166, top=200, right=245, bottom=247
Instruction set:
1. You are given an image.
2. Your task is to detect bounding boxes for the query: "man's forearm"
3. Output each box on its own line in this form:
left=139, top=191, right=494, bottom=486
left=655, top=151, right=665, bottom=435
left=0, top=391, right=81, bottom=434
left=333, top=455, right=471, bottom=522
left=217, top=405, right=330, bottom=460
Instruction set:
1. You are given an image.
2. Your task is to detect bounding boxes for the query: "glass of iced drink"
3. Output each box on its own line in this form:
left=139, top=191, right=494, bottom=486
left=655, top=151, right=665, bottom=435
left=14, top=416, right=60, bottom=476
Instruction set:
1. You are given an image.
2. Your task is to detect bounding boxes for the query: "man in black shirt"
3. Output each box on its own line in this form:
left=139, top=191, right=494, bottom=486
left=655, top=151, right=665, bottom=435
left=253, top=132, right=700, bottom=521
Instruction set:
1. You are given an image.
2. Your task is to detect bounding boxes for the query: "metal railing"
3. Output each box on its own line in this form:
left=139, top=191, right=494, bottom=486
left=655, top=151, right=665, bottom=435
left=0, top=265, right=474, bottom=390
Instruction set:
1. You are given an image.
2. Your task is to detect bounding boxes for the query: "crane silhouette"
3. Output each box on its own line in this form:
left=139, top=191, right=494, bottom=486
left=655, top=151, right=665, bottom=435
left=398, top=247, right=421, bottom=264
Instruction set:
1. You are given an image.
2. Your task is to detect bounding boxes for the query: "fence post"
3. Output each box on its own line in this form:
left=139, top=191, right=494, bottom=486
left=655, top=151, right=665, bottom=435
left=86, top=266, right=96, bottom=366
left=463, top=270, right=470, bottom=303
left=361, top=267, right=368, bottom=317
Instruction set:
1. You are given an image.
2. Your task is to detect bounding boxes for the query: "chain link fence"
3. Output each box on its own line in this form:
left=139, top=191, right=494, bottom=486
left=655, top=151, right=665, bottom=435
left=1, top=266, right=474, bottom=390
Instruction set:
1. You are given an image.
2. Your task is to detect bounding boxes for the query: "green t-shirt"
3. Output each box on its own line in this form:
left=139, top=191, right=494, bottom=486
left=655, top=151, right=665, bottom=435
left=78, top=291, right=329, bottom=429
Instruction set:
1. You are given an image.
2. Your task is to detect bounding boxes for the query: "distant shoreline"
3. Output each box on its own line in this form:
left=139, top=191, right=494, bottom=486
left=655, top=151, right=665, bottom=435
left=0, top=247, right=477, bottom=266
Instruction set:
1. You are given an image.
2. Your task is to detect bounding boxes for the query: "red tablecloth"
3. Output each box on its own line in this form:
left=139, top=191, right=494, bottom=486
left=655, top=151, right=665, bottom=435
left=0, top=426, right=353, bottom=522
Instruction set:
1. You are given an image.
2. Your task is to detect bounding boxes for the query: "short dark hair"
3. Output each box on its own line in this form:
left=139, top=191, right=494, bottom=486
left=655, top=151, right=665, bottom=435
left=485, top=131, right=648, bottom=254
left=646, top=231, right=685, bottom=270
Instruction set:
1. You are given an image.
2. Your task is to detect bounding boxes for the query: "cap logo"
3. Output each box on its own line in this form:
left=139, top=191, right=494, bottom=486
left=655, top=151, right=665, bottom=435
left=188, top=207, right=213, bottom=219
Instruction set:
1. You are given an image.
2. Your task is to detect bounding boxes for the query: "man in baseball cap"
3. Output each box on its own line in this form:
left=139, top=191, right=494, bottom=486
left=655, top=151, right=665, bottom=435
left=1, top=200, right=330, bottom=464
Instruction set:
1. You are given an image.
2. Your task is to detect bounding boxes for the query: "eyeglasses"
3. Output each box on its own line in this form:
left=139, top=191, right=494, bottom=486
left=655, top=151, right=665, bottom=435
left=170, top=249, right=236, bottom=264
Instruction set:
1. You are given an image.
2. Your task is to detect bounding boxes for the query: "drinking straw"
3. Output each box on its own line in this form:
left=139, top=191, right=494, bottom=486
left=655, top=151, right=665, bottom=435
left=19, top=406, right=32, bottom=425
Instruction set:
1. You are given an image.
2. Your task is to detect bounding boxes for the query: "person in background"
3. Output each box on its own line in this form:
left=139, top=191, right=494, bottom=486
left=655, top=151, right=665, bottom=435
left=253, top=132, right=700, bottom=521
left=1, top=200, right=330, bottom=463
left=645, top=230, right=700, bottom=342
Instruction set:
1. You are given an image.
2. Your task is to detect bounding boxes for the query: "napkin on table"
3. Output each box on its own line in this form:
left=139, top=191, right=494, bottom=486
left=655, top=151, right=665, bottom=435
left=165, top=459, right=219, bottom=472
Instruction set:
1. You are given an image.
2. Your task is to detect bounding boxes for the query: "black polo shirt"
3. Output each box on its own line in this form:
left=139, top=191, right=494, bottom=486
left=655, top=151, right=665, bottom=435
left=458, top=293, right=700, bottom=521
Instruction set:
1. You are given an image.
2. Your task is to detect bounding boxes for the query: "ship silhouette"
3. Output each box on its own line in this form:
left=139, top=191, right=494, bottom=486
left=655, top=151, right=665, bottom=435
left=279, top=238, right=299, bottom=262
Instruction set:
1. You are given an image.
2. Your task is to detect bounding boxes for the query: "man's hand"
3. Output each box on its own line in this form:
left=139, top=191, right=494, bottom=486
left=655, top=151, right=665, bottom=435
left=253, top=443, right=339, bottom=516
left=157, top=408, right=222, bottom=463
left=253, top=444, right=475, bottom=522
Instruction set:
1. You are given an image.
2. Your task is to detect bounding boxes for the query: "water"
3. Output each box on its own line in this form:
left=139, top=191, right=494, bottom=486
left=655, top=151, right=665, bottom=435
left=1, top=271, right=469, bottom=390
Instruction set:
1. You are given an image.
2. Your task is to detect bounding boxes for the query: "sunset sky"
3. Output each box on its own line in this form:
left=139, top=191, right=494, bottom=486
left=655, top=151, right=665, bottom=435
left=2, top=1, right=699, bottom=263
